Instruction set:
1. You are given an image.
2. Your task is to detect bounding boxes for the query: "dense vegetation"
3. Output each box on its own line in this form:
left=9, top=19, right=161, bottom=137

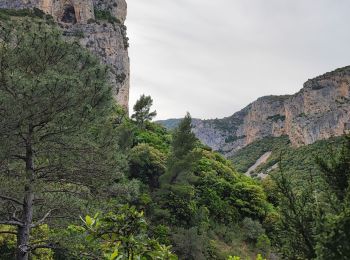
left=119, top=113, right=274, bottom=259
left=231, top=135, right=350, bottom=259
left=230, top=135, right=345, bottom=175
left=230, top=136, right=289, bottom=173
left=0, top=16, right=273, bottom=260
left=266, top=136, right=350, bottom=259
left=0, top=12, right=349, bottom=260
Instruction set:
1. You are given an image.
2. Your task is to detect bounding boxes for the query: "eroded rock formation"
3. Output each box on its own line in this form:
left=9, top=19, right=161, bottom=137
left=189, top=67, right=350, bottom=156
left=0, top=0, right=130, bottom=110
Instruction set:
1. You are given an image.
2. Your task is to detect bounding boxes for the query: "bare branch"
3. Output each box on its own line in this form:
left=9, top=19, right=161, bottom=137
left=0, top=220, right=24, bottom=227
left=0, top=195, right=23, bottom=206
left=12, top=211, right=22, bottom=223
left=11, top=154, right=27, bottom=161
left=31, top=209, right=54, bottom=228
left=31, top=242, right=59, bottom=251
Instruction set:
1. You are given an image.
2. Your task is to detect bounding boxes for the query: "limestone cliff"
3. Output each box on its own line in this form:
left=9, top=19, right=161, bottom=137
left=160, top=66, right=350, bottom=156
left=0, top=0, right=130, bottom=110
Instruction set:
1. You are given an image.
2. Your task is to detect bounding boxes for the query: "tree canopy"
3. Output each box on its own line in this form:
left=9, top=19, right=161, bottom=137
left=131, top=94, right=157, bottom=127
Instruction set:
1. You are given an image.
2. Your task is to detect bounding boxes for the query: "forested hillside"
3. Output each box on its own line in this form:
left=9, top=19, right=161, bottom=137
left=230, top=135, right=346, bottom=176
left=0, top=9, right=349, bottom=260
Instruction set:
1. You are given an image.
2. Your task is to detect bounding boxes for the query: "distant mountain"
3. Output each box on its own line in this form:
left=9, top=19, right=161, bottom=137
left=158, top=66, right=350, bottom=156
left=156, top=118, right=183, bottom=130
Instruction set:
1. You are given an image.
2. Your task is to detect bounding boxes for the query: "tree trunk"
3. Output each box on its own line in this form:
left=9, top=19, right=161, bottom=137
left=17, top=126, right=35, bottom=260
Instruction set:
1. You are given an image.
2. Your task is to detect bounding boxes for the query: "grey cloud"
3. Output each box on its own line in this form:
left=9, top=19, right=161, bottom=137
left=127, top=0, right=350, bottom=119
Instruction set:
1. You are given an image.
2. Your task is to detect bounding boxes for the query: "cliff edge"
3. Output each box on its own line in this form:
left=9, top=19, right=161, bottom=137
left=0, top=0, right=130, bottom=110
left=160, top=66, right=350, bottom=156
left=194, top=66, right=350, bottom=156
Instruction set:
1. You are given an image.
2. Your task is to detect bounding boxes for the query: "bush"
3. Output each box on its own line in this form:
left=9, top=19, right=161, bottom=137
left=242, top=218, right=265, bottom=242
left=80, top=205, right=177, bottom=259
left=94, top=8, right=121, bottom=24
left=129, top=143, right=166, bottom=189
left=256, top=234, right=271, bottom=257
left=172, top=227, right=209, bottom=260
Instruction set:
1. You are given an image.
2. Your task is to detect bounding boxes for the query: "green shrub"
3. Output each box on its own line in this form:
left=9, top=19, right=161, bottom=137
left=94, top=8, right=121, bottom=24
left=79, top=205, right=178, bottom=259
left=242, top=218, right=265, bottom=242
left=172, top=227, right=209, bottom=260
left=0, top=8, right=54, bottom=24
left=266, top=114, right=286, bottom=122
left=256, top=234, right=271, bottom=257
left=129, top=143, right=166, bottom=189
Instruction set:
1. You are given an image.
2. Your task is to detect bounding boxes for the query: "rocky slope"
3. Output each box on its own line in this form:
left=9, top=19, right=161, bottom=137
left=159, top=66, right=350, bottom=156
left=0, top=0, right=130, bottom=110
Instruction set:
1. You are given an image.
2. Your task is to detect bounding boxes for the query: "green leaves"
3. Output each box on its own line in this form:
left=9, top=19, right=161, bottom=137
left=79, top=205, right=177, bottom=259
left=85, top=215, right=94, bottom=226
left=129, top=143, right=166, bottom=189
left=109, top=249, right=119, bottom=260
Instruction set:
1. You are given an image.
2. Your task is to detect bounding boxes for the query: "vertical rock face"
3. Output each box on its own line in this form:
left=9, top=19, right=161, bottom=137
left=188, top=67, right=350, bottom=156
left=0, top=0, right=130, bottom=110
left=191, top=96, right=290, bottom=156
left=38, top=0, right=94, bottom=23
left=284, top=68, right=350, bottom=146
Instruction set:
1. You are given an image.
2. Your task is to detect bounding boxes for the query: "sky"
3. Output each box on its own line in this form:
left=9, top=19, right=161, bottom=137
left=126, top=0, right=350, bottom=120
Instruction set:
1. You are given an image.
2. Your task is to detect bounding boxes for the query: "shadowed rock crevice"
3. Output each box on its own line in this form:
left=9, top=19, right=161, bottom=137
left=61, top=4, right=77, bottom=24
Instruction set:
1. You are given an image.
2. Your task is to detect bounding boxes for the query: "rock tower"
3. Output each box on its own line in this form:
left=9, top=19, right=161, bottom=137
left=0, top=0, right=130, bottom=110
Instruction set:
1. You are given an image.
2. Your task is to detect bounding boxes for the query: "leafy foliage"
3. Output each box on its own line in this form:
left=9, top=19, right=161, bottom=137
left=80, top=205, right=177, bottom=260
left=129, top=144, right=166, bottom=189
left=127, top=114, right=274, bottom=259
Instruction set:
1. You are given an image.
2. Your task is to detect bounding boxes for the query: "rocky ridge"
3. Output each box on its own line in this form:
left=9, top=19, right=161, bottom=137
left=159, top=66, right=350, bottom=156
left=0, top=0, right=130, bottom=110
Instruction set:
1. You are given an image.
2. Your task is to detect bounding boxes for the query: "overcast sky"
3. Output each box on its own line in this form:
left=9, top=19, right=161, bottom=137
left=126, top=0, right=350, bottom=120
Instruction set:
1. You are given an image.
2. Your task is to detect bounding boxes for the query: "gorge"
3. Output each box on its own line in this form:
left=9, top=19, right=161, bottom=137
left=159, top=66, right=350, bottom=157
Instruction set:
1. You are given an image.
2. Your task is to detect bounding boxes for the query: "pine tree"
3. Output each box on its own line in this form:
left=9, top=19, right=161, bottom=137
left=315, top=135, right=350, bottom=259
left=271, top=169, right=317, bottom=259
left=0, top=19, right=121, bottom=260
left=171, top=112, right=197, bottom=160
left=131, top=94, right=157, bottom=127
left=316, top=135, right=350, bottom=202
